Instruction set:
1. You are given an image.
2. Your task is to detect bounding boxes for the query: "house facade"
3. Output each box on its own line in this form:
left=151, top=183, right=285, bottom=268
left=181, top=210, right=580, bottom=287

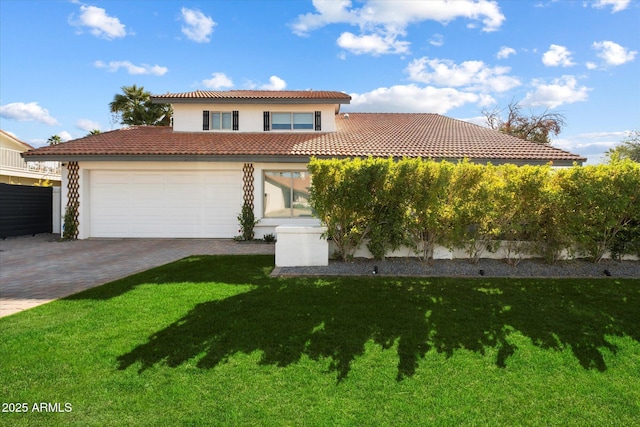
left=1, top=130, right=61, bottom=186
left=22, top=90, right=585, bottom=240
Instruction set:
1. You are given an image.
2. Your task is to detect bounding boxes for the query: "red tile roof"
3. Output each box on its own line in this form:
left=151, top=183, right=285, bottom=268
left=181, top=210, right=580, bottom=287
left=22, top=113, right=586, bottom=164
left=152, top=90, right=351, bottom=102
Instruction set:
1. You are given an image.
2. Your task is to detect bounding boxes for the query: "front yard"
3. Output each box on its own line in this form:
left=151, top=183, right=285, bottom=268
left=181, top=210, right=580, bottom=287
left=1, top=255, right=639, bottom=426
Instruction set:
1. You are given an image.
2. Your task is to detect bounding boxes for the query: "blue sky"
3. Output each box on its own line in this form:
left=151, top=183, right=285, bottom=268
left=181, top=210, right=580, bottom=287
left=1, top=0, right=638, bottom=163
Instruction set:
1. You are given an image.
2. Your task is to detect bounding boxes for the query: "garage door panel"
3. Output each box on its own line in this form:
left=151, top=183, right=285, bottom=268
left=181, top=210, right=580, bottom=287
left=90, top=170, right=243, bottom=238
left=92, top=173, right=129, bottom=185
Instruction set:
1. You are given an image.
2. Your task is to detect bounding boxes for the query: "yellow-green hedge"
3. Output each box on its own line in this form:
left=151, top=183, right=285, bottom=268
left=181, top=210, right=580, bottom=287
left=308, top=158, right=640, bottom=263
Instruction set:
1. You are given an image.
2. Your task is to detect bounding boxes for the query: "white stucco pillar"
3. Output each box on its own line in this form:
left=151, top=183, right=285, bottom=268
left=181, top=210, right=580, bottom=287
left=275, top=225, right=328, bottom=267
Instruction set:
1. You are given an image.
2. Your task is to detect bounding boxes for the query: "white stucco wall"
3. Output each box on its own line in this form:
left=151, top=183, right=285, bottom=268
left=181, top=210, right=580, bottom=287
left=172, top=103, right=338, bottom=133
left=275, top=225, right=328, bottom=267
left=61, top=160, right=319, bottom=239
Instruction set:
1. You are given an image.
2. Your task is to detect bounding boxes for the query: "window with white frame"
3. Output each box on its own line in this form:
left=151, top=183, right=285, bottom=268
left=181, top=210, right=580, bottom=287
left=211, top=112, right=232, bottom=130
left=264, top=171, right=313, bottom=218
left=271, top=112, right=314, bottom=130
left=203, top=110, right=238, bottom=130
left=263, top=111, right=321, bottom=131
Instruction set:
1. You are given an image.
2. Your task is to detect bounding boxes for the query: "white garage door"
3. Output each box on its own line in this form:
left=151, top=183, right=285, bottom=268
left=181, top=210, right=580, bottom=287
left=89, top=170, right=243, bottom=238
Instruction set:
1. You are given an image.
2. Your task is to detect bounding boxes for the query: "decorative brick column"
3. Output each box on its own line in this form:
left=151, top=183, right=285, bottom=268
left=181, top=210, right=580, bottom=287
left=242, top=163, right=255, bottom=209
left=66, top=161, right=80, bottom=239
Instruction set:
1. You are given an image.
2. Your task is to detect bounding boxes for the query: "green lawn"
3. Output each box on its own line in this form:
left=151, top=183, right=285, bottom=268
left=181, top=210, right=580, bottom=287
left=1, top=255, right=639, bottom=426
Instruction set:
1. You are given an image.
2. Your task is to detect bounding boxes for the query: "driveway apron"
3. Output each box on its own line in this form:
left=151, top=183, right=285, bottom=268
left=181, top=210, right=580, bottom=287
left=0, top=235, right=274, bottom=318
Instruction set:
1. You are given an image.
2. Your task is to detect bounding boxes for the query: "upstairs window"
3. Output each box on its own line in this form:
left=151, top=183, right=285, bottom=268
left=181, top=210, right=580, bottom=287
left=203, top=111, right=239, bottom=130
left=270, top=112, right=314, bottom=130
left=212, top=112, right=232, bottom=130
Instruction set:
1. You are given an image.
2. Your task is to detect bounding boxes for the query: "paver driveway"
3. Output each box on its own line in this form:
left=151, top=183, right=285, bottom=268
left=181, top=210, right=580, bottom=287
left=0, top=234, right=274, bottom=318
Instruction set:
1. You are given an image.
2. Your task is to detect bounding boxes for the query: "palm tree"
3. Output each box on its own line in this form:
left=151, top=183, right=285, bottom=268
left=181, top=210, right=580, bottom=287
left=47, top=134, right=62, bottom=145
left=109, top=84, right=172, bottom=126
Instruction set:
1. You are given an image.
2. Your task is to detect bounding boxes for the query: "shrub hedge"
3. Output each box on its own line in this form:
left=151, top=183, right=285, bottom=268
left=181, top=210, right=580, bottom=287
left=307, top=158, right=640, bottom=263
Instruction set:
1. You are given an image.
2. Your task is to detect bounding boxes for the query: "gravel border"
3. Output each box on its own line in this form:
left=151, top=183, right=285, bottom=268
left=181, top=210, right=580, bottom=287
left=273, top=257, right=640, bottom=279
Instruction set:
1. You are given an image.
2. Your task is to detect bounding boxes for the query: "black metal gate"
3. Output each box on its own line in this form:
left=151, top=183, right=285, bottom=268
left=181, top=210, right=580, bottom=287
left=0, top=183, right=53, bottom=238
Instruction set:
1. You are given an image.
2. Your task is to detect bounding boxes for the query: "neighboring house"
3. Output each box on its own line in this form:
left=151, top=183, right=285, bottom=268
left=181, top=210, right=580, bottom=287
left=22, top=90, right=585, bottom=239
left=1, top=130, right=61, bottom=186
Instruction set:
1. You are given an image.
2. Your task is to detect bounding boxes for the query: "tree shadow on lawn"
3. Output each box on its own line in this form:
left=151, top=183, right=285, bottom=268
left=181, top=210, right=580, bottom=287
left=114, top=257, right=640, bottom=381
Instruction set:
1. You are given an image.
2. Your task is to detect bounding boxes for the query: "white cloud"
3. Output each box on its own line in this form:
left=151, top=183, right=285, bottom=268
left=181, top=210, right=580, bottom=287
left=76, top=119, right=101, bottom=132
left=0, top=102, right=59, bottom=125
left=496, top=46, right=516, bottom=59
left=260, top=76, right=287, bottom=90
left=202, top=72, right=234, bottom=89
left=292, top=0, right=505, bottom=55
left=337, top=31, right=410, bottom=55
left=542, top=44, right=575, bottom=67
left=58, top=131, right=72, bottom=142
left=70, top=5, right=127, bottom=40
left=476, top=93, right=497, bottom=107
left=592, top=40, right=637, bottom=66
left=293, top=0, right=505, bottom=34
left=181, top=8, right=216, bottom=43
left=554, top=130, right=630, bottom=164
left=291, top=0, right=354, bottom=35
left=407, top=57, right=521, bottom=92
left=591, top=0, right=630, bottom=13
left=429, top=34, right=444, bottom=47
left=523, top=75, right=590, bottom=108
left=94, top=60, right=168, bottom=76
left=347, top=84, right=481, bottom=114
left=586, top=62, right=598, bottom=70
left=460, top=115, right=490, bottom=127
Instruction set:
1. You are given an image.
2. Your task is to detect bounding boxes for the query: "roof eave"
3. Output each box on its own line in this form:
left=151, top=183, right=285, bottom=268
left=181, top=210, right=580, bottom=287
left=22, top=154, right=316, bottom=163
left=22, top=153, right=584, bottom=167
left=151, top=97, right=351, bottom=105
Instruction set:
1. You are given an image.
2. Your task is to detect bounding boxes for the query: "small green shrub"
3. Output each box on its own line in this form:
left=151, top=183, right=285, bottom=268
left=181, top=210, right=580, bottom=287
left=263, top=233, right=276, bottom=243
left=63, top=203, right=79, bottom=240
left=237, top=203, right=259, bottom=241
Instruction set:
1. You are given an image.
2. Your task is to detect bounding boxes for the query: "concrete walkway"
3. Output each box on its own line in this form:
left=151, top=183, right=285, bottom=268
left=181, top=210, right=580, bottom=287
left=0, top=234, right=274, bottom=318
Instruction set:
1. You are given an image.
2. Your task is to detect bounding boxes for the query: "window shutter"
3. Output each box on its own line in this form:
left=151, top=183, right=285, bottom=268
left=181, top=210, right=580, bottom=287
left=203, top=111, right=210, bottom=131
left=263, top=111, right=270, bottom=131
left=314, top=111, right=321, bottom=131
left=232, top=110, right=239, bottom=131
